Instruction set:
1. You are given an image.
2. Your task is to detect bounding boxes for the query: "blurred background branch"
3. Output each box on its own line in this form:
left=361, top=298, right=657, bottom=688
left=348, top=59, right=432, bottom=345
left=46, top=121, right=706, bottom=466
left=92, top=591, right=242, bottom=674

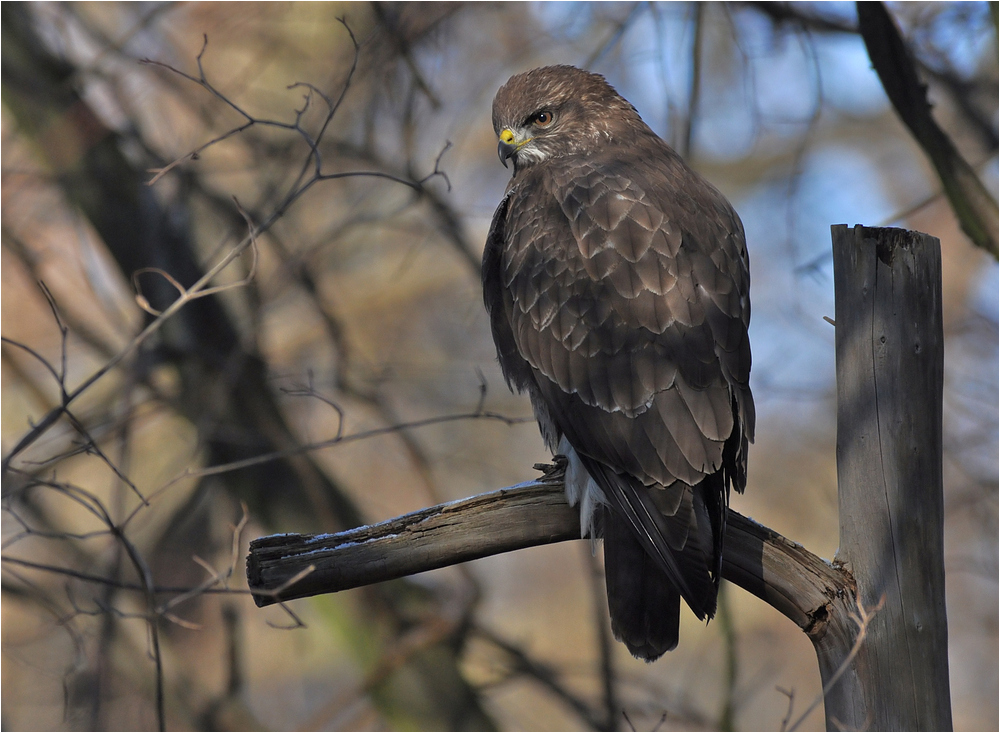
left=857, top=1, right=998, bottom=257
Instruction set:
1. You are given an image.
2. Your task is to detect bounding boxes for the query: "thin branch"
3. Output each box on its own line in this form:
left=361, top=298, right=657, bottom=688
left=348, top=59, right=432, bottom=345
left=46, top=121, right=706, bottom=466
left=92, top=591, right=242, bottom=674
left=743, top=2, right=857, bottom=35
left=583, top=545, right=618, bottom=731
left=776, top=686, right=796, bottom=731
left=1, top=335, right=66, bottom=392
left=716, top=584, right=739, bottom=730
left=584, top=3, right=645, bottom=68
left=1, top=224, right=257, bottom=472
left=682, top=1, right=705, bottom=160
left=140, top=24, right=448, bottom=204
left=139, top=406, right=531, bottom=520
left=474, top=624, right=609, bottom=731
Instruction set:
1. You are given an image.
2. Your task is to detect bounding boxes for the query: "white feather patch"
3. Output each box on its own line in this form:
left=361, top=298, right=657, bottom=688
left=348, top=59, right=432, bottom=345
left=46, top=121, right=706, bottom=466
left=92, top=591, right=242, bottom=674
left=559, top=436, right=606, bottom=551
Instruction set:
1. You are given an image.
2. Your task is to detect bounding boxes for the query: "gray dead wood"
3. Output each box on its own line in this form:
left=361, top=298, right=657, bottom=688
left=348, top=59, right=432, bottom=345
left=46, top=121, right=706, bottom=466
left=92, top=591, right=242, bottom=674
left=248, top=474, right=846, bottom=637
left=828, top=224, right=951, bottom=730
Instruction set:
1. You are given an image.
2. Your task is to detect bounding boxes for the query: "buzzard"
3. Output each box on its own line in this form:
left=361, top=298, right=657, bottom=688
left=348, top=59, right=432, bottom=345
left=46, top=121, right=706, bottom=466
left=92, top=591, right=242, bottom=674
left=483, top=66, right=754, bottom=660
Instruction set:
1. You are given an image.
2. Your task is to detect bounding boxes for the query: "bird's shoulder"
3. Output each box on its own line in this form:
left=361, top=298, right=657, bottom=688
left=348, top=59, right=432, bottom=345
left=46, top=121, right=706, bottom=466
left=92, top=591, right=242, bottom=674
left=505, top=134, right=747, bottom=273
left=500, top=134, right=749, bottom=332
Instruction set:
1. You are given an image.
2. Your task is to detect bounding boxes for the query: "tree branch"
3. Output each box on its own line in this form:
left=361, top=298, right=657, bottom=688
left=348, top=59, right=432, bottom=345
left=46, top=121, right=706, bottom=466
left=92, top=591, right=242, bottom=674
left=246, top=468, right=848, bottom=640
left=857, top=2, right=998, bottom=258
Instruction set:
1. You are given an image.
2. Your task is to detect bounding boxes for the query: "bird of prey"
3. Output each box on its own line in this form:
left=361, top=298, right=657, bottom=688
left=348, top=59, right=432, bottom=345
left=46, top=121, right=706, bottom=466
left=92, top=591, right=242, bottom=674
left=483, top=66, right=754, bottom=661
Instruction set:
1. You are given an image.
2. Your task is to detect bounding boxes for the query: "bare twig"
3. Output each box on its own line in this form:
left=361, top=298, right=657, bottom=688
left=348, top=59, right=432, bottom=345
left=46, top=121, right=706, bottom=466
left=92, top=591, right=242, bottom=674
left=474, top=624, right=609, bottom=731
left=716, top=584, right=739, bottom=730
left=582, top=546, right=618, bottom=731
left=140, top=406, right=531, bottom=515
left=682, top=2, right=705, bottom=160
left=776, top=686, right=796, bottom=731
left=786, top=591, right=886, bottom=731
left=1, top=222, right=258, bottom=472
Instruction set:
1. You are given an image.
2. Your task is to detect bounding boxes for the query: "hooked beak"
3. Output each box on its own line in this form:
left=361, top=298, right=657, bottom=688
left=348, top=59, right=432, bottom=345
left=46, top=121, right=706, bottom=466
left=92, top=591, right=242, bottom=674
left=498, top=140, right=516, bottom=168
left=497, top=127, right=525, bottom=169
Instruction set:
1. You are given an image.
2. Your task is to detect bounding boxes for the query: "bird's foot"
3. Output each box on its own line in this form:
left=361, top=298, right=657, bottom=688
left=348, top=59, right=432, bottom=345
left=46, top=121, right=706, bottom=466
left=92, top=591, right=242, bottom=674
left=533, top=454, right=568, bottom=481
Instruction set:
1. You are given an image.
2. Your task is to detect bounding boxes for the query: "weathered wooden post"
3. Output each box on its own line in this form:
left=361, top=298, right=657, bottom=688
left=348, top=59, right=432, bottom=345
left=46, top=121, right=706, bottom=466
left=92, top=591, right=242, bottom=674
left=826, top=224, right=951, bottom=730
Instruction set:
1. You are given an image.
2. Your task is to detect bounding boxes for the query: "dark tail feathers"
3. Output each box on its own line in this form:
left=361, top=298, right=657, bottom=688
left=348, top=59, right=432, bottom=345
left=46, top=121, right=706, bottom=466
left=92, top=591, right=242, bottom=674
left=601, top=471, right=727, bottom=661
left=603, top=510, right=682, bottom=661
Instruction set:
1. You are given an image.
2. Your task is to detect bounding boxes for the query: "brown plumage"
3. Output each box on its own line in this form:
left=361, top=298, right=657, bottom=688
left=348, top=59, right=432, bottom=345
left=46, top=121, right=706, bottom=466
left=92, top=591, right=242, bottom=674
left=483, top=66, right=754, bottom=661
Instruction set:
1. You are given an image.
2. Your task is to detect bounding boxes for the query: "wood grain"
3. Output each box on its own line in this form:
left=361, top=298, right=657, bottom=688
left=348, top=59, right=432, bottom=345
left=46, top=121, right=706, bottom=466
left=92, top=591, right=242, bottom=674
left=832, top=224, right=951, bottom=730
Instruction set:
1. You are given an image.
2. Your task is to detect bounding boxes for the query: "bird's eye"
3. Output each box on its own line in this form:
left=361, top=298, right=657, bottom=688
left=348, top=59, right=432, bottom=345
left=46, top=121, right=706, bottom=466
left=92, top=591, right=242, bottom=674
left=532, top=111, right=554, bottom=127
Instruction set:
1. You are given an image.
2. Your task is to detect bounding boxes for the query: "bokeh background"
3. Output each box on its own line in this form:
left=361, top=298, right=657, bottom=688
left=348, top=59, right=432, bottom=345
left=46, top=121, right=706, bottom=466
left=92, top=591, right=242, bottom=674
left=2, top=2, right=996, bottom=730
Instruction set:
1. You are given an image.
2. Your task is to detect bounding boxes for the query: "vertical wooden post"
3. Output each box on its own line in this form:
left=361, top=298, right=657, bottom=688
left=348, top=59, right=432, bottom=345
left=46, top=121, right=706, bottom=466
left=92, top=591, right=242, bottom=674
left=827, top=224, right=951, bottom=730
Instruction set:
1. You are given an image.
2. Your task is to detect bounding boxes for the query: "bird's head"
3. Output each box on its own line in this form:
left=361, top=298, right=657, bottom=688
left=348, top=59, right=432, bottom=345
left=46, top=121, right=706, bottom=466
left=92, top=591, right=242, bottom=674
left=492, top=65, right=645, bottom=172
